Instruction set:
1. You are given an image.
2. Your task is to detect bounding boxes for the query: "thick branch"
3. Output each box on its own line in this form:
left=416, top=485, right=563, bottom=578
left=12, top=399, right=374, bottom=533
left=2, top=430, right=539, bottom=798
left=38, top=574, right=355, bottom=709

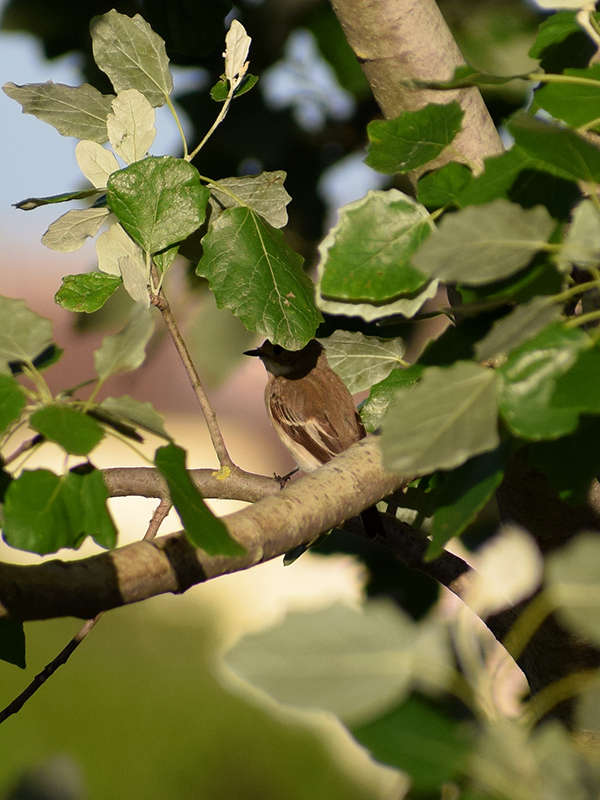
left=331, top=0, right=503, bottom=171
left=0, top=437, right=409, bottom=621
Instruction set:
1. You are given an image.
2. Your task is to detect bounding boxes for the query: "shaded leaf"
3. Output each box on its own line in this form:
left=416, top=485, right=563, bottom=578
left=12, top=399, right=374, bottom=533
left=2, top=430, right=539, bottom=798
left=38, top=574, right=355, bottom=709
left=0, top=620, right=26, bottom=669
left=365, top=102, right=464, bottom=174
left=559, top=199, right=600, bottom=269
left=552, top=339, right=600, bottom=413
left=498, top=323, right=588, bottom=440
left=197, top=206, right=322, bottom=350
left=30, top=404, right=105, bottom=456
left=317, top=279, right=440, bottom=324
left=14, top=187, right=103, bottom=211
left=107, top=156, right=208, bottom=253
left=317, top=190, right=431, bottom=303
left=352, top=694, right=471, bottom=789
left=41, top=207, right=110, bottom=252
left=154, top=443, right=244, bottom=556
left=320, top=330, right=405, bottom=394
left=509, top=113, right=600, bottom=183
left=546, top=533, right=600, bottom=645
left=0, top=296, right=53, bottom=374
left=209, top=171, right=291, bottom=228
left=475, top=296, right=562, bottom=362
left=382, top=362, right=500, bottom=476
left=100, top=395, right=170, bottom=439
left=72, top=465, right=117, bottom=549
left=361, top=364, right=425, bottom=433
left=54, top=272, right=122, bottom=313
left=534, top=65, right=600, bottom=129
left=417, top=161, right=472, bottom=209
left=0, top=374, right=26, bottom=433
left=412, top=199, right=555, bottom=286
left=94, top=305, right=154, bottom=380
left=2, top=81, right=113, bottom=143
left=90, top=10, right=173, bottom=107
left=427, top=446, right=507, bottom=558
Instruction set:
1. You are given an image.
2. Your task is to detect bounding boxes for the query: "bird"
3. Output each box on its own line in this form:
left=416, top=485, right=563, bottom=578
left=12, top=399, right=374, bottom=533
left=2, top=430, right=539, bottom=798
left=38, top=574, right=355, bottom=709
left=244, top=338, right=385, bottom=542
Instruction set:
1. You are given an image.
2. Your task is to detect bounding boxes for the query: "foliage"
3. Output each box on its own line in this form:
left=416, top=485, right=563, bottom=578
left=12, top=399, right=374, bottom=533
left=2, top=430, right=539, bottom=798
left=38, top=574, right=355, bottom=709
left=2, top=2, right=600, bottom=798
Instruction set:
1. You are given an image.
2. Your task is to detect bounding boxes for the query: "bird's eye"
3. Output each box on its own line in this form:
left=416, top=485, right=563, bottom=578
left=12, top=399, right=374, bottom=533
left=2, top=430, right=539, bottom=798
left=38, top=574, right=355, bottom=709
left=272, top=345, right=284, bottom=355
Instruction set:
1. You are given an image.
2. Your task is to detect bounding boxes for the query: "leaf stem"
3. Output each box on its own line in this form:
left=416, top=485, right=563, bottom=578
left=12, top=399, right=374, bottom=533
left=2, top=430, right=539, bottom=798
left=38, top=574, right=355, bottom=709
left=187, top=88, right=235, bottom=162
left=165, top=95, right=189, bottom=159
left=149, top=280, right=235, bottom=469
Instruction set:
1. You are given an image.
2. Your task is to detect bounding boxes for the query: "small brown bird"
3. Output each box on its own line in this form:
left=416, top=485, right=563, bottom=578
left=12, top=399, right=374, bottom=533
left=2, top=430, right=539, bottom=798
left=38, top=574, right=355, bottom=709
left=244, top=338, right=384, bottom=539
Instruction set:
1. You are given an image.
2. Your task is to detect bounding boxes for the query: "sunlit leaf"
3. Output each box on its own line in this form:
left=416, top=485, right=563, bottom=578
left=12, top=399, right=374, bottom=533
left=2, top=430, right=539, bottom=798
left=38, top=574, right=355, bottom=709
left=41, top=207, right=111, bottom=252
left=55, top=272, right=122, bottom=313
left=3, top=81, right=113, bottom=142
left=30, top=404, right=105, bottom=456
left=320, top=330, right=406, bottom=394
left=107, top=89, right=156, bottom=164
left=76, top=140, right=119, bottom=189
left=90, top=9, right=173, bottom=106
left=100, top=395, right=170, bottom=439
left=209, top=171, right=291, bottom=228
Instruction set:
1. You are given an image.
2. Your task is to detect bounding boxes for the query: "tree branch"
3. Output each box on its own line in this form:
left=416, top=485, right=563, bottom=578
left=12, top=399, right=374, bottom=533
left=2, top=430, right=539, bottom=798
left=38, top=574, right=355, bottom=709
left=330, top=0, right=503, bottom=173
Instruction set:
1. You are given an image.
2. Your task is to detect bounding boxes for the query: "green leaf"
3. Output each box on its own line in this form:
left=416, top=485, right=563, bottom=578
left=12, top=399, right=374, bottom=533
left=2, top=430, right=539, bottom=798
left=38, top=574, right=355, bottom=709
left=317, top=279, right=440, bottom=324
left=100, top=395, right=170, bottom=439
left=0, top=296, right=53, bottom=374
left=534, top=66, right=600, bottom=129
left=108, top=156, right=209, bottom=254
left=352, top=694, right=471, bottom=789
left=225, top=601, right=452, bottom=724
left=361, top=364, right=425, bottom=433
left=209, top=171, right=292, bottom=229
left=427, top=446, right=507, bottom=558
left=498, top=323, right=589, bottom=440
left=552, top=339, right=600, bottom=413
left=320, top=330, right=405, bottom=394
left=508, top=114, right=600, bottom=183
left=529, top=10, right=581, bottom=60
left=528, top=417, right=600, bottom=504
left=417, top=161, right=472, bottom=209
left=14, top=187, right=103, bottom=211
left=365, top=102, right=464, bottom=174
left=0, top=620, right=26, bottom=669
left=475, top=296, right=562, bottom=362
left=412, top=198, right=555, bottom=286
left=71, top=464, right=117, bottom=549
left=55, top=272, right=122, bottom=313
left=76, top=140, right=119, bottom=189
left=30, top=404, right=105, bottom=456
left=546, top=533, right=600, bottom=645
left=381, top=362, right=500, bottom=476
left=211, top=73, right=258, bottom=101
left=317, top=190, right=431, bottom=303
left=197, top=206, right=322, bottom=350
left=3, top=470, right=79, bottom=554
left=154, top=443, right=244, bottom=556
left=90, top=10, right=173, bottom=107
left=559, top=199, right=600, bottom=269
left=41, top=207, right=111, bottom=253
left=2, top=81, right=113, bottom=143
left=94, top=305, right=154, bottom=381
left=0, top=374, right=26, bottom=433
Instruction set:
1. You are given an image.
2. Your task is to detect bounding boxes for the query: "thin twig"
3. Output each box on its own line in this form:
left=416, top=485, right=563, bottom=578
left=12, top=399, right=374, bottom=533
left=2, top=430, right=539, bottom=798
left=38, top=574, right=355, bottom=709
left=150, top=289, right=235, bottom=469
left=3, top=434, right=44, bottom=466
left=0, top=499, right=172, bottom=725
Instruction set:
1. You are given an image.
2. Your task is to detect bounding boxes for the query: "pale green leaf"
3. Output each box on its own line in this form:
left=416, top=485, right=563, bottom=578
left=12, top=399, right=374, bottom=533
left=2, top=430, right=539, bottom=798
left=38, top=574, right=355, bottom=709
left=382, top=362, right=500, bottom=476
left=209, top=171, right=291, bottom=228
left=120, top=255, right=150, bottom=306
left=412, top=199, right=555, bottom=286
left=3, top=81, right=113, bottom=143
left=317, top=279, right=440, bottom=323
left=42, top=207, right=110, bottom=252
left=320, top=330, right=406, bottom=394
left=94, top=305, right=154, bottom=380
left=225, top=601, right=422, bottom=724
left=90, top=10, right=173, bottom=107
left=96, top=222, right=145, bottom=277
left=76, top=140, right=119, bottom=188
left=107, top=89, right=156, bottom=164
left=224, top=19, right=251, bottom=85
left=0, top=296, right=53, bottom=373
left=559, top=199, right=600, bottom=269
left=546, top=533, right=600, bottom=645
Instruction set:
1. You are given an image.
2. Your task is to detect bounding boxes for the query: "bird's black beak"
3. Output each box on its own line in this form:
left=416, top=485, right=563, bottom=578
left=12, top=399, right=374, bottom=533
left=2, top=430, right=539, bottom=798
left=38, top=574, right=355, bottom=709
left=243, top=348, right=261, bottom=357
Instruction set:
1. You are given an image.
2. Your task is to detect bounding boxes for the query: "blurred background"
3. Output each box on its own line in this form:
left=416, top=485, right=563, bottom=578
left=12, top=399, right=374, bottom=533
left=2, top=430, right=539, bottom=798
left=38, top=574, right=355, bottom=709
left=0, top=0, right=540, bottom=796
